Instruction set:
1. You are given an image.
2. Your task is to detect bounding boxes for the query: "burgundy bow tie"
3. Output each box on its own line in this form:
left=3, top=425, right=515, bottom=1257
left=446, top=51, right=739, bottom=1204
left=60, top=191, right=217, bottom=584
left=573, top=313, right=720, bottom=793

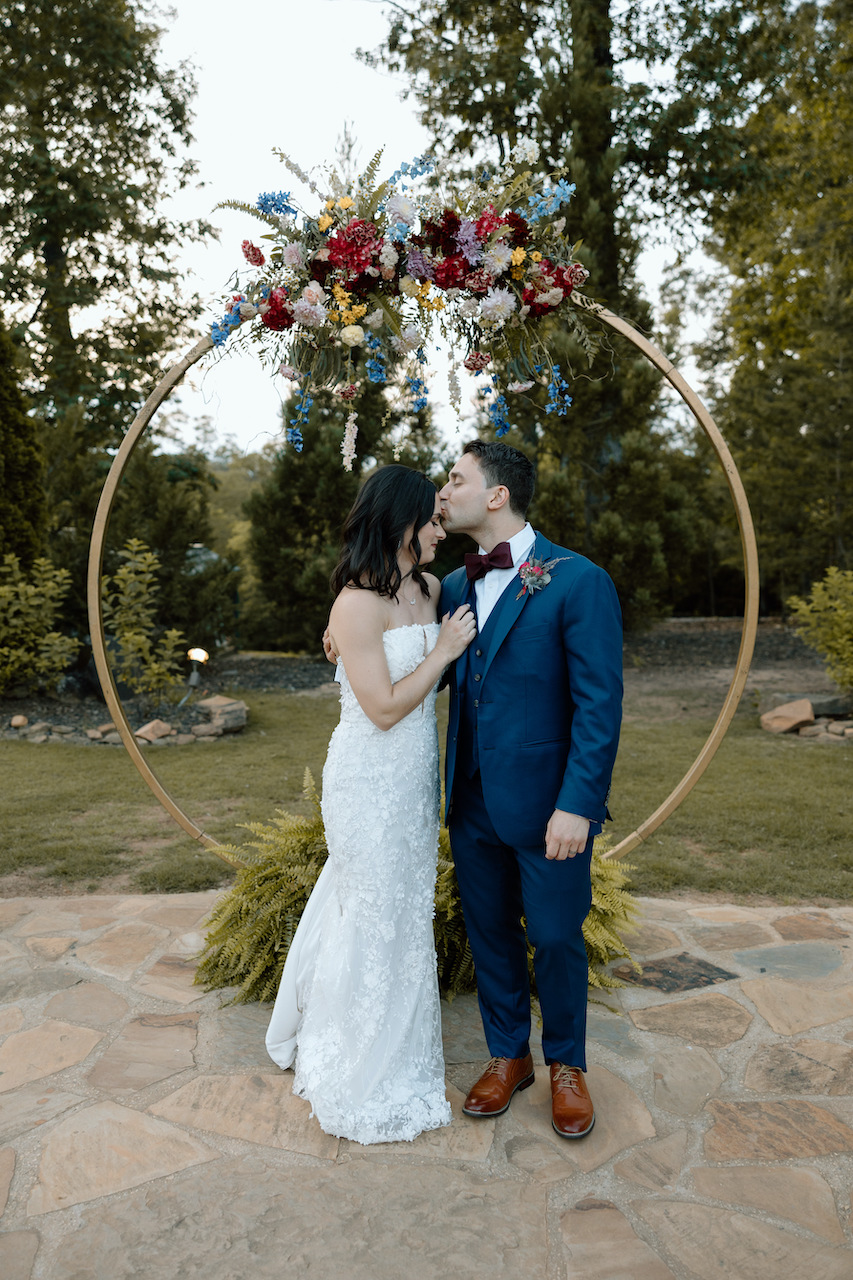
left=464, top=542, right=514, bottom=582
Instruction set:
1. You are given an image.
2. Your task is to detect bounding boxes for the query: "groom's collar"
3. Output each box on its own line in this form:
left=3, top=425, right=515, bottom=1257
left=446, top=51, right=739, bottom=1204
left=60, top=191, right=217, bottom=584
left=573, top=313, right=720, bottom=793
left=475, top=522, right=535, bottom=566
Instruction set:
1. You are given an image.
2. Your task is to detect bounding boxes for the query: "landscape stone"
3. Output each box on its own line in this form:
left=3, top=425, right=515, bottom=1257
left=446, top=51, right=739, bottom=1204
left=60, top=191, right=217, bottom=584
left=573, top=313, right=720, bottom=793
left=0, top=902, right=31, bottom=928
left=704, top=1099, right=853, bottom=1161
left=633, top=1199, right=852, bottom=1280
left=0, top=1006, right=24, bottom=1038
left=733, top=941, right=842, bottom=980
left=102, top=731, right=122, bottom=744
left=44, top=982, right=129, bottom=1027
left=689, top=922, right=777, bottom=951
left=827, top=719, right=853, bottom=734
left=686, top=906, right=754, bottom=922
left=0, top=1086, right=85, bottom=1143
left=442, top=991, right=496, bottom=1064
left=132, top=954, right=203, bottom=1004
left=10, top=714, right=27, bottom=728
left=51, top=724, right=74, bottom=734
left=773, top=913, right=849, bottom=941
left=139, top=902, right=213, bottom=930
left=621, top=922, right=681, bottom=956
left=367, top=1086, right=493, bottom=1162
left=150, top=1072, right=340, bottom=1160
left=27, top=1100, right=219, bottom=1216
left=741, top=977, right=853, bottom=1035
left=514, top=1065, right=655, bottom=1172
left=43, top=1157, right=548, bottom=1280
left=212, top=1004, right=283, bottom=1070
left=14, top=911, right=81, bottom=937
left=191, top=722, right=222, bottom=737
left=799, top=724, right=826, bottom=737
left=24, top=733, right=47, bottom=743
left=505, top=1133, right=577, bottom=1182
left=612, top=952, right=738, bottom=993
left=743, top=1038, right=853, bottom=1095
left=630, top=992, right=753, bottom=1048
left=134, top=719, right=173, bottom=742
left=175, top=733, right=196, bottom=745
left=587, top=1007, right=643, bottom=1059
left=87, top=1013, right=199, bottom=1093
left=0, top=1144, right=15, bottom=1216
left=760, top=698, right=814, bottom=733
left=614, top=1131, right=688, bottom=1190
left=0, top=1021, right=104, bottom=1094
left=561, top=1199, right=677, bottom=1279
left=653, top=1044, right=723, bottom=1115
left=1, top=1231, right=40, bottom=1280
left=75, top=921, right=169, bottom=981
left=85, top=728, right=103, bottom=741
left=196, top=695, right=236, bottom=710
left=24, top=721, right=50, bottom=735
left=807, top=694, right=852, bottom=717
left=96, top=721, right=115, bottom=733
left=25, top=935, right=74, bottom=960
left=0, top=960, right=80, bottom=1003
left=691, top=1165, right=844, bottom=1243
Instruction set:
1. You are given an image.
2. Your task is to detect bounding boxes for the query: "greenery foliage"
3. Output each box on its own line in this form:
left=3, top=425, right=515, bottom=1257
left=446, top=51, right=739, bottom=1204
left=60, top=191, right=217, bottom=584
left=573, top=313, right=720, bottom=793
left=0, top=321, right=45, bottom=566
left=788, top=568, right=853, bottom=693
left=100, top=538, right=186, bottom=704
left=0, top=553, right=79, bottom=694
left=195, top=770, right=638, bottom=1005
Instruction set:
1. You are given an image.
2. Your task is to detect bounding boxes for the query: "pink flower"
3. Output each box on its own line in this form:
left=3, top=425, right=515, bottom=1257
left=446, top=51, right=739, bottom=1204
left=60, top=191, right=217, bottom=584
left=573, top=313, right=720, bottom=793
left=337, top=383, right=358, bottom=401
left=242, top=240, right=265, bottom=267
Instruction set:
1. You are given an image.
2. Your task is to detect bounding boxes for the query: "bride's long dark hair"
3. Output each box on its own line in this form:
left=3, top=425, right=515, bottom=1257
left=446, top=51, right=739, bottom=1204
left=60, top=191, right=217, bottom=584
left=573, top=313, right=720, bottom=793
left=331, top=465, right=437, bottom=600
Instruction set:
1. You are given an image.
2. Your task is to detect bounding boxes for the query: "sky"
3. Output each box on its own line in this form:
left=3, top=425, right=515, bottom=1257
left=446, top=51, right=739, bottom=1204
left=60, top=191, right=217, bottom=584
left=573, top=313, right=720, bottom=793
left=156, top=0, right=689, bottom=456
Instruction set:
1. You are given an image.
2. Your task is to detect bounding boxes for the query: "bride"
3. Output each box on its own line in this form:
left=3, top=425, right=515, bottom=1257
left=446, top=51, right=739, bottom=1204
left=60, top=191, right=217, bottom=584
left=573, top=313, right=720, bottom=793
left=265, top=464, right=477, bottom=1144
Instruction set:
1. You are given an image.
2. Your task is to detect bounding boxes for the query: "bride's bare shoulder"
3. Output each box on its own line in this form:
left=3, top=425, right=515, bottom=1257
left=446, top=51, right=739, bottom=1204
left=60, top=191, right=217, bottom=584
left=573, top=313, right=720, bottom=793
left=330, top=584, right=387, bottom=633
left=422, top=573, right=442, bottom=601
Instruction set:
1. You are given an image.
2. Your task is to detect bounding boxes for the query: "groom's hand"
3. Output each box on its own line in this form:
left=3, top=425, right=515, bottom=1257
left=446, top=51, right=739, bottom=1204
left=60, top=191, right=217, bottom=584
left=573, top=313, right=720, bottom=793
left=322, top=627, right=338, bottom=665
left=545, top=810, right=590, bottom=860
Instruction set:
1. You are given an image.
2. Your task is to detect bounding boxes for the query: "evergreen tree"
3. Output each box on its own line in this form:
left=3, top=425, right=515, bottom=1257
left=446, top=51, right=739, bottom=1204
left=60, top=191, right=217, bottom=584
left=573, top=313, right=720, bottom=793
left=0, top=320, right=45, bottom=566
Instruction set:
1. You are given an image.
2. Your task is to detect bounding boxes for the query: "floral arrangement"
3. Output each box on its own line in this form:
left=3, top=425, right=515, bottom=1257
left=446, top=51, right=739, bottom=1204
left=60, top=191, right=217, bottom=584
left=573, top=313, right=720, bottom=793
left=210, top=141, right=598, bottom=467
left=516, top=555, right=571, bottom=599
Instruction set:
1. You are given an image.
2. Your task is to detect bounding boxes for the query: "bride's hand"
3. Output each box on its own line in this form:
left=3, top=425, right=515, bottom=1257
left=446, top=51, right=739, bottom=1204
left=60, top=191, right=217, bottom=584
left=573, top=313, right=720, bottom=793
left=435, top=605, right=477, bottom=661
left=322, top=626, right=338, bottom=665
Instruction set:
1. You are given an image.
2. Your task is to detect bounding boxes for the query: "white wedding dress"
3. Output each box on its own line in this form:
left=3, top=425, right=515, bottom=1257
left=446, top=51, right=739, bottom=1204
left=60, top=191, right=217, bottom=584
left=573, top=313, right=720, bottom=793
left=265, top=622, right=452, bottom=1144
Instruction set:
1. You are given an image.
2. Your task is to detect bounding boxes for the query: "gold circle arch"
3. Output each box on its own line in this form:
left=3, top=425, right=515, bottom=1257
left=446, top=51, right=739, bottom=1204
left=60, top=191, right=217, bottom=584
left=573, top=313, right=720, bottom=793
left=86, top=307, right=759, bottom=868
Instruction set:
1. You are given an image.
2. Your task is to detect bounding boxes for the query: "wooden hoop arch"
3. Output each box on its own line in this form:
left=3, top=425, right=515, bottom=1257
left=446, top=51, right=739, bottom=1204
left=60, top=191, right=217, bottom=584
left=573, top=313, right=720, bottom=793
left=86, top=308, right=759, bottom=868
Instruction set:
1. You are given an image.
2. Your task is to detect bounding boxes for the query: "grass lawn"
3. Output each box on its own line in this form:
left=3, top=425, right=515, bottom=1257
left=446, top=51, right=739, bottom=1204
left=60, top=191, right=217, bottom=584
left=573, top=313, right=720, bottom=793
left=1, top=686, right=851, bottom=902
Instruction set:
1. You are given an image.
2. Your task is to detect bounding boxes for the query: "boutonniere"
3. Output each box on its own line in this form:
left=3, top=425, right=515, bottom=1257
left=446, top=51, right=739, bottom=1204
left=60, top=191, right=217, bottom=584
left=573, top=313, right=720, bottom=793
left=516, top=555, right=570, bottom=599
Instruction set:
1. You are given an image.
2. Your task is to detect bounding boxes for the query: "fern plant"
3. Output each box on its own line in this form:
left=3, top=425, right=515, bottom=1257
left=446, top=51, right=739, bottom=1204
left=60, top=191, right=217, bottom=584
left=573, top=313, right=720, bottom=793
left=195, top=770, right=638, bottom=1004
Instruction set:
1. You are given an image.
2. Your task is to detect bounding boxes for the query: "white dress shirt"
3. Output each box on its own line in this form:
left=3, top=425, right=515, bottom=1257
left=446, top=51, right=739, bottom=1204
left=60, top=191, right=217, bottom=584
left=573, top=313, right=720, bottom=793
left=474, top=522, right=536, bottom=628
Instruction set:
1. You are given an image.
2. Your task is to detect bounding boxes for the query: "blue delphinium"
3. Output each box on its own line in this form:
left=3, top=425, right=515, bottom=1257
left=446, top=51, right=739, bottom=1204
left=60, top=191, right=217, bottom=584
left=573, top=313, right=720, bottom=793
left=286, top=426, right=304, bottom=452
left=210, top=303, right=243, bottom=347
left=288, top=387, right=313, bottom=450
left=521, top=179, right=577, bottom=223
left=385, top=155, right=434, bottom=191
left=488, top=394, right=512, bottom=437
left=407, top=376, right=428, bottom=413
left=546, top=365, right=573, bottom=416
left=257, top=191, right=297, bottom=218
left=365, top=333, right=387, bottom=384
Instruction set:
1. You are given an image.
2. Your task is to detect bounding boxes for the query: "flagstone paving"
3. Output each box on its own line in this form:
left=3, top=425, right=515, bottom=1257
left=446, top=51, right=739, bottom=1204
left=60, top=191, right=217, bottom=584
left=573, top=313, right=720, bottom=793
left=0, top=892, right=852, bottom=1278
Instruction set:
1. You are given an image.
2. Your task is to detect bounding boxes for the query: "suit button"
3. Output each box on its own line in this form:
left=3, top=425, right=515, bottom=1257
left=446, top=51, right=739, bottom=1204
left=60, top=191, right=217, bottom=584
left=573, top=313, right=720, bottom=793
left=473, top=699, right=479, bottom=708
left=475, top=649, right=482, bottom=657
left=474, top=673, right=481, bottom=682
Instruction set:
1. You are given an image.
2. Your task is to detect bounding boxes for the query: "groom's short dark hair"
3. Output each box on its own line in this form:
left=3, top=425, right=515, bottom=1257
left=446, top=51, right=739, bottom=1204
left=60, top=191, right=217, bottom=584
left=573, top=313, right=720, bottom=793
left=462, top=440, right=535, bottom=518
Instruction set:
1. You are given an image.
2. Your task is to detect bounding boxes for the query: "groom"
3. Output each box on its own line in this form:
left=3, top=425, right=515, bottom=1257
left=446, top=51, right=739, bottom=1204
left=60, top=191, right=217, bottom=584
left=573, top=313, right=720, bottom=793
left=438, top=440, right=622, bottom=1138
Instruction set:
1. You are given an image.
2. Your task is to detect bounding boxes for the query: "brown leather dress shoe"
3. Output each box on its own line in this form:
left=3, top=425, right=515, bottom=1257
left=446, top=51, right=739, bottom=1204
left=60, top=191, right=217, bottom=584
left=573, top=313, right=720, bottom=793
left=550, top=1063, right=595, bottom=1138
left=462, top=1054, right=535, bottom=1117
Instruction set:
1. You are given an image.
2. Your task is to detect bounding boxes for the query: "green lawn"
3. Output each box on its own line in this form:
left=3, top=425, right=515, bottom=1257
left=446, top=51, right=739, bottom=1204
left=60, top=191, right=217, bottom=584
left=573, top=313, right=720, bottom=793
left=1, top=687, right=851, bottom=901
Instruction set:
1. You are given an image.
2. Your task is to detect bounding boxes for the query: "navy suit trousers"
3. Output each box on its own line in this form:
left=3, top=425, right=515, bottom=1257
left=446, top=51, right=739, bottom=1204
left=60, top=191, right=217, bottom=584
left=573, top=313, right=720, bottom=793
left=449, top=769, right=593, bottom=1068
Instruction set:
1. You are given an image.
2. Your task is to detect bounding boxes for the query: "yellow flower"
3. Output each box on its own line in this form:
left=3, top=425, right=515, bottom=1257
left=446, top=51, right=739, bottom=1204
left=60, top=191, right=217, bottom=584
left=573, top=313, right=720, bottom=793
left=332, top=283, right=351, bottom=303
left=511, top=265, right=525, bottom=280
left=530, top=251, right=543, bottom=262
left=328, top=310, right=341, bottom=322
left=338, top=196, right=354, bottom=210
left=342, top=303, right=368, bottom=324
left=325, top=199, right=335, bottom=210
left=318, top=214, right=333, bottom=232
left=511, top=247, right=527, bottom=266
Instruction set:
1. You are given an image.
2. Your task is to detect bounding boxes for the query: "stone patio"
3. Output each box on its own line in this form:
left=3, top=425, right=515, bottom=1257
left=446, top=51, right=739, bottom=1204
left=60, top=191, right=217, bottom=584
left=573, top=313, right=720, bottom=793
left=1, top=891, right=852, bottom=1278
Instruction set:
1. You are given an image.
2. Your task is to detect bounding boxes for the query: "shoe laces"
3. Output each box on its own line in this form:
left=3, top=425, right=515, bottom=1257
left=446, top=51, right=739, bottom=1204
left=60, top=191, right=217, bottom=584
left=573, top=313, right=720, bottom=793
left=483, top=1056, right=509, bottom=1075
left=552, top=1065, right=582, bottom=1089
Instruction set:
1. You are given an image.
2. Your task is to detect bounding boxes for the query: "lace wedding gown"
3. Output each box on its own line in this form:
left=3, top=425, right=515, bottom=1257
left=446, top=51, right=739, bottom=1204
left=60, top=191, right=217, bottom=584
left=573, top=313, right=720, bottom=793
left=265, top=622, right=452, bottom=1144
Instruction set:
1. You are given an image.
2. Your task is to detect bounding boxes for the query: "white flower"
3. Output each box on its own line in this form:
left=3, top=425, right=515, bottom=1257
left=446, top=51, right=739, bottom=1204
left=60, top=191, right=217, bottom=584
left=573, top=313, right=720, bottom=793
left=539, top=286, right=564, bottom=308
left=238, top=302, right=258, bottom=321
left=399, top=275, right=421, bottom=298
left=379, top=242, right=399, bottom=271
left=447, top=359, right=462, bottom=411
left=552, top=217, right=566, bottom=236
left=386, top=193, right=416, bottom=226
left=301, top=281, right=326, bottom=306
left=483, top=243, right=513, bottom=275
left=282, top=243, right=305, bottom=268
left=340, top=324, right=365, bottom=347
left=512, top=138, right=540, bottom=165
left=391, top=323, right=422, bottom=354
left=279, top=364, right=301, bottom=381
left=364, top=307, right=385, bottom=331
left=459, top=297, right=480, bottom=318
left=292, top=299, right=327, bottom=327
left=508, top=380, right=535, bottom=393
left=480, top=287, right=517, bottom=324
left=341, top=410, right=358, bottom=471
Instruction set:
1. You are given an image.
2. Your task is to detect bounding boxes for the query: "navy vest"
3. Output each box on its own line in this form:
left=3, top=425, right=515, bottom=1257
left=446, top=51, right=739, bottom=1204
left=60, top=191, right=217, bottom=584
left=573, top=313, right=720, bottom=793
left=457, top=582, right=511, bottom=777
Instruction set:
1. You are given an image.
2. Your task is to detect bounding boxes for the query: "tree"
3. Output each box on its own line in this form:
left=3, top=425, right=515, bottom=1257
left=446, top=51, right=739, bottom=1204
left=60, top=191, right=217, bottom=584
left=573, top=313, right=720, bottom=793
left=697, top=0, right=853, bottom=608
left=0, top=319, right=45, bottom=565
left=0, top=0, right=212, bottom=439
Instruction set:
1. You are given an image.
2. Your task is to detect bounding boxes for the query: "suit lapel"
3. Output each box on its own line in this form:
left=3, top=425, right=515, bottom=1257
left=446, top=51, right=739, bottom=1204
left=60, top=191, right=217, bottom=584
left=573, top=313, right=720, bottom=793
left=481, top=532, right=553, bottom=681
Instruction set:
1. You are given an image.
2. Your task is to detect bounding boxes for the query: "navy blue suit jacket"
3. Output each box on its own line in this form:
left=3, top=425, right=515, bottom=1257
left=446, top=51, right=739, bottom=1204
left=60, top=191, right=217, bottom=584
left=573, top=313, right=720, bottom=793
left=440, top=532, right=623, bottom=848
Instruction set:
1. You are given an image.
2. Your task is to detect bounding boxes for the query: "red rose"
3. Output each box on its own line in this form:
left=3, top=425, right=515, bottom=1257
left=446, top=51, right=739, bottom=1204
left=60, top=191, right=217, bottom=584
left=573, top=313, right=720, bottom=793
left=327, top=219, right=381, bottom=278
left=433, top=254, right=468, bottom=290
left=463, top=351, right=492, bottom=373
left=242, top=240, right=265, bottom=267
left=260, top=286, right=294, bottom=332
left=474, top=205, right=503, bottom=240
